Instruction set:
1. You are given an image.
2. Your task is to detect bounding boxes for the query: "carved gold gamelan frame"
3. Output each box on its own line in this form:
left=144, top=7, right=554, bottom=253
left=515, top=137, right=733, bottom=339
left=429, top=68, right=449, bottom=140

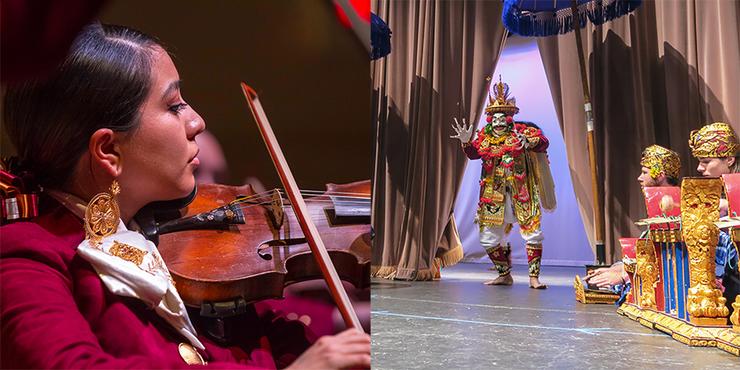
left=617, top=178, right=739, bottom=356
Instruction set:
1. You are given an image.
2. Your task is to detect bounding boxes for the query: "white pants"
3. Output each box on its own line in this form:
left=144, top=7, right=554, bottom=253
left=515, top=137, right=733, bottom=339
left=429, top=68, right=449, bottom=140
left=479, top=194, right=543, bottom=249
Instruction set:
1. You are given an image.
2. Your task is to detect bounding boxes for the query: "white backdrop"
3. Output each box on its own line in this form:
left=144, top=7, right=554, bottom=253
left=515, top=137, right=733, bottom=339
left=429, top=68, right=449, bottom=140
left=453, top=36, right=594, bottom=266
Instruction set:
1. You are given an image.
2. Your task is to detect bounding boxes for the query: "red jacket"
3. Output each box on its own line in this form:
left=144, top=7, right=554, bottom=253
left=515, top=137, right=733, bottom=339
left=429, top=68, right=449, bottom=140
left=0, top=200, right=315, bottom=369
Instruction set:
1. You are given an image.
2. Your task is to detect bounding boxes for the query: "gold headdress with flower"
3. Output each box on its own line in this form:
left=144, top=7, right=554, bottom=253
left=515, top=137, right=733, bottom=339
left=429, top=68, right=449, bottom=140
left=485, top=75, right=519, bottom=116
left=688, top=122, right=738, bottom=159
left=640, top=145, right=681, bottom=180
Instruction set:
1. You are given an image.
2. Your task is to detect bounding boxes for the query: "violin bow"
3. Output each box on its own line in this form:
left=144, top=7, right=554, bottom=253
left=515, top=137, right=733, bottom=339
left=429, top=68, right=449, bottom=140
left=240, top=83, right=363, bottom=332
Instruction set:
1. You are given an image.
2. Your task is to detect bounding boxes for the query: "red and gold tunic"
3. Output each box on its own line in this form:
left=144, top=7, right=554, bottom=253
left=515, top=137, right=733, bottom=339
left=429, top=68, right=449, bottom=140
left=463, top=123, right=549, bottom=233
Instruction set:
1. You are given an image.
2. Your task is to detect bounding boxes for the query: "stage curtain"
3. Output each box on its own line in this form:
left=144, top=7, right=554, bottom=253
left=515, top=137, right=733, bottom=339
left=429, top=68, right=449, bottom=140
left=371, top=0, right=506, bottom=280
left=537, top=0, right=740, bottom=263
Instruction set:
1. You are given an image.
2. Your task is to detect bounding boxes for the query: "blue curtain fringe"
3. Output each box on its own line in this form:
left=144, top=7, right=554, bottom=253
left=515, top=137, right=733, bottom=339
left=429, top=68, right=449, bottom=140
left=503, top=0, right=642, bottom=37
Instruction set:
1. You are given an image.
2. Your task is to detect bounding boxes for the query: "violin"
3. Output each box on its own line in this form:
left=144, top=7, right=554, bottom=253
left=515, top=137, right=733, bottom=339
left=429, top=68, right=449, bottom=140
left=134, top=84, right=370, bottom=331
left=136, top=182, right=371, bottom=307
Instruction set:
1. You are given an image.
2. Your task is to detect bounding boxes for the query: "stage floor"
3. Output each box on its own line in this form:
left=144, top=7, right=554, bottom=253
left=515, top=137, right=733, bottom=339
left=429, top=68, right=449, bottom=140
left=371, top=263, right=740, bottom=369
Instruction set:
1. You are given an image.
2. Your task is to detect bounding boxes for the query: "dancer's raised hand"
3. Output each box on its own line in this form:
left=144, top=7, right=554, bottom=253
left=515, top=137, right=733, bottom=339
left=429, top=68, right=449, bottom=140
left=450, top=117, right=474, bottom=144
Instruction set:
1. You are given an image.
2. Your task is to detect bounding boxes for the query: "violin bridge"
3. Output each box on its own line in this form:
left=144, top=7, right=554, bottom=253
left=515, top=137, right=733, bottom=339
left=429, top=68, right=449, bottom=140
left=269, top=189, right=285, bottom=229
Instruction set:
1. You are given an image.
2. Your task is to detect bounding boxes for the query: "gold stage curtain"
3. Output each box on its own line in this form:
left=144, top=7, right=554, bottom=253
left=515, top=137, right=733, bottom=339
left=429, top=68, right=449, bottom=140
left=537, top=0, right=740, bottom=263
left=371, top=0, right=506, bottom=280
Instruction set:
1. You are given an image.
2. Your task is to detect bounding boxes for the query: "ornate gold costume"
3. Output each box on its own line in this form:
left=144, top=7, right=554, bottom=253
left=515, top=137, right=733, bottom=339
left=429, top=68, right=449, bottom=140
left=484, top=76, right=519, bottom=116
left=471, top=79, right=551, bottom=232
left=640, top=145, right=681, bottom=180
left=689, top=122, right=739, bottom=159
left=462, top=76, right=556, bottom=281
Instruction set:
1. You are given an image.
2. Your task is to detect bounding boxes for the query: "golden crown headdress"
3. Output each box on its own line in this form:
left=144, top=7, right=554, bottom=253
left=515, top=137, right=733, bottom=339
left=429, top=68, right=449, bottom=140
left=688, top=122, right=738, bottom=159
left=640, top=145, right=681, bottom=180
left=485, top=75, right=519, bottom=116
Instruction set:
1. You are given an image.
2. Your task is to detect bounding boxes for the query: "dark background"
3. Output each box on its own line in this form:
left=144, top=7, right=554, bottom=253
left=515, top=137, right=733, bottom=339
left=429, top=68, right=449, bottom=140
left=1, top=0, right=371, bottom=191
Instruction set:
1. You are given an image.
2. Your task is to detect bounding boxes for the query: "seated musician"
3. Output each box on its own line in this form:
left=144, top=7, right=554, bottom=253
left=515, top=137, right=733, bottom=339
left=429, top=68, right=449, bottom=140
left=589, top=142, right=739, bottom=310
left=689, top=122, right=740, bottom=315
left=586, top=145, right=680, bottom=300
left=0, top=23, right=370, bottom=369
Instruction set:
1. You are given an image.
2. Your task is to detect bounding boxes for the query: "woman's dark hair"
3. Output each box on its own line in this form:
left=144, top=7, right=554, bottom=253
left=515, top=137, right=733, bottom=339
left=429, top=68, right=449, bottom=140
left=3, top=23, right=162, bottom=188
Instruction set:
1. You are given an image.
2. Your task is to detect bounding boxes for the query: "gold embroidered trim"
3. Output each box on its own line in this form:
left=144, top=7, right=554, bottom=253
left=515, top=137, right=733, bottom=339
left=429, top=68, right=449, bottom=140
left=109, top=241, right=147, bottom=266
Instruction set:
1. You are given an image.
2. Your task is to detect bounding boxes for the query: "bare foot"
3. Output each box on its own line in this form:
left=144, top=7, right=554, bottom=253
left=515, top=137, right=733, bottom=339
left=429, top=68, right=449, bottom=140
left=529, top=276, right=547, bottom=289
left=484, top=274, right=513, bottom=285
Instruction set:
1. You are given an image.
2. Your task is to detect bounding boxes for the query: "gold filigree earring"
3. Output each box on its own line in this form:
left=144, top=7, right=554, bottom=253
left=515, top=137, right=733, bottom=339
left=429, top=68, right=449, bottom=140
left=85, top=180, right=121, bottom=246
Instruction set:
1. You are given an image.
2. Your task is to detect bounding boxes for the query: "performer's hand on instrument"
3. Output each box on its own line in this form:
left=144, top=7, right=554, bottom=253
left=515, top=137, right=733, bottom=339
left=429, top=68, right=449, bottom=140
left=287, top=328, right=371, bottom=370
left=585, top=266, right=624, bottom=288
left=716, top=277, right=726, bottom=293
left=584, top=268, right=604, bottom=281
left=585, top=269, right=599, bottom=278
left=720, top=199, right=729, bottom=218
left=450, top=117, right=474, bottom=144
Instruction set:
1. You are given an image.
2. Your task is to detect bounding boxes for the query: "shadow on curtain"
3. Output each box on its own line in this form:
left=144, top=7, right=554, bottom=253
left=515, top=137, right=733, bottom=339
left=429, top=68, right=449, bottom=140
left=371, top=0, right=506, bottom=280
left=538, top=0, right=738, bottom=262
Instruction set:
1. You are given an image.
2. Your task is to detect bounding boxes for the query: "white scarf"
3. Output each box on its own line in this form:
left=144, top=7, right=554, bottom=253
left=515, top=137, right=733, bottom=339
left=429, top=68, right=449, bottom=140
left=48, top=190, right=204, bottom=350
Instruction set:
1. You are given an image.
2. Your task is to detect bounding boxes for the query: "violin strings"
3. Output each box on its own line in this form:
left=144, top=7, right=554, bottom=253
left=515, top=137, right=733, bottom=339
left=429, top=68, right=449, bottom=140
left=232, top=199, right=372, bottom=213
left=297, top=190, right=372, bottom=197
left=235, top=198, right=372, bottom=206
left=228, top=189, right=370, bottom=207
left=231, top=198, right=372, bottom=209
left=231, top=188, right=371, bottom=202
left=203, top=188, right=371, bottom=216
left=228, top=194, right=370, bottom=213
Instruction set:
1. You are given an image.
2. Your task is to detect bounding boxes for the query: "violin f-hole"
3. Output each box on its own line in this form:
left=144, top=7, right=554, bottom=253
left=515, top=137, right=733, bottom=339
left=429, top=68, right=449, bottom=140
left=257, top=238, right=308, bottom=260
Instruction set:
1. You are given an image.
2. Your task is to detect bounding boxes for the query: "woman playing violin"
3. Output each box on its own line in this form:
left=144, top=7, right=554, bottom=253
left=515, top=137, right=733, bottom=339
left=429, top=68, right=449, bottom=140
left=0, top=23, right=370, bottom=369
